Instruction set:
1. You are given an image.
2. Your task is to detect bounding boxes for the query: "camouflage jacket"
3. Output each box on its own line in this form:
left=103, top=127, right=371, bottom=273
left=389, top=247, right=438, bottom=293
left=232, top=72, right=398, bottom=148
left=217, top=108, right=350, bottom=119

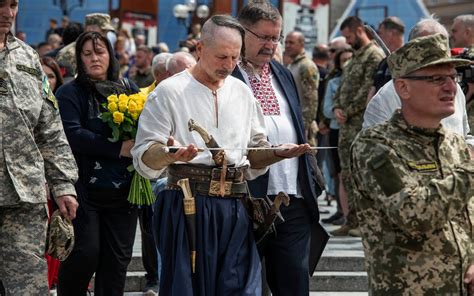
left=468, top=95, right=473, bottom=133
left=333, top=41, right=384, bottom=126
left=56, top=41, right=77, bottom=77
left=288, top=51, right=319, bottom=131
left=351, top=110, right=474, bottom=295
left=0, top=33, right=78, bottom=206
left=467, top=46, right=474, bottom=131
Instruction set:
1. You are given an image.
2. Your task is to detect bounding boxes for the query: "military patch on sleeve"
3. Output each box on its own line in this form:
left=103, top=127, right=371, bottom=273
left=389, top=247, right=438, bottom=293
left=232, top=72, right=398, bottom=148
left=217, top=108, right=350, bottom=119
left=368, top=150, right=405, bottom=197
left=16, top=64, right=42, bottom=78
left=42, top=76, right=58, bottom=109
left=406, top=161, right=438, bottom=172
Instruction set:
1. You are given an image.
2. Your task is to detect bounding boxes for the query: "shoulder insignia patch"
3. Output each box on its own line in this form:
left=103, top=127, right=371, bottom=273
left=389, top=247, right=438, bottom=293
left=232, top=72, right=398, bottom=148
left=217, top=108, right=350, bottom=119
left=368, top=150, right=404, bottom=197
left=407, top=161, right=438, bottom=172
left=16, top=64, right=41, bottom=78
left=42, top=76, right=58, bottom=109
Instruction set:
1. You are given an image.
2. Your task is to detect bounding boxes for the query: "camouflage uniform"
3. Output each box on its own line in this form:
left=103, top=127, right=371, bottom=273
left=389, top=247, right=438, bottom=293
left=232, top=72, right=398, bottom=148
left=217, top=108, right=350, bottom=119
left=351, top=110, right=474, bottom=294
left=468, top=95, right=474, bottom=132
left=466, top=46, right=474, bottom=132
left=332, top=41, right=384, bottom=225
left=288, top=51, right=319, bottom=146
left=56, top=41, right=77, bottom=77
left=0, top=33, right=78, bottom=295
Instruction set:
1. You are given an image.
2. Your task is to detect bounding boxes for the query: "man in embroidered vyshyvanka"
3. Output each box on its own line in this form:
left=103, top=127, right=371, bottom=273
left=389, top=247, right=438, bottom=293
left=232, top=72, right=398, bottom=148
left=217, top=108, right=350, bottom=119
left=131, top=15, right=310, bottom=296
left=232, top=2, right=328, bottom=295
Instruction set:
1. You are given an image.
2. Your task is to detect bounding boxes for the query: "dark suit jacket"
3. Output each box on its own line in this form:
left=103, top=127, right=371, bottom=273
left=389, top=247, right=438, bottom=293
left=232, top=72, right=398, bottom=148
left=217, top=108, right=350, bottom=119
left=232, top=60, right=329, bottom=273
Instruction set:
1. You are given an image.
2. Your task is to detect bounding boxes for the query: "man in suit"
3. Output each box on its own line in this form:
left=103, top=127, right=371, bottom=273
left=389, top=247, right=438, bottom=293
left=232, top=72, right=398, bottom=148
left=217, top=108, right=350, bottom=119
left=233, top=2, right=328, bottom=295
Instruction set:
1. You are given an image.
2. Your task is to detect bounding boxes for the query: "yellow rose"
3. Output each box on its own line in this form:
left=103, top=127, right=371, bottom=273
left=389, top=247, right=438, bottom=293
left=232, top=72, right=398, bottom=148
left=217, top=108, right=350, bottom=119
left=119, top=94, right=129, bottom=102
left=129, top=93, right=140, bottom=102
left=107, top=94, right=119, bottom=103
left=113, top=111, right=125, bottom=124
left=136, top=103, right=144, bottom=113
left=107, top=102, right=118, bottom=112
left=128, top=100, right=138, bottom=113
left=118, top=101, right=128, bottom=113
left=131, top=112, right=139, bottom=121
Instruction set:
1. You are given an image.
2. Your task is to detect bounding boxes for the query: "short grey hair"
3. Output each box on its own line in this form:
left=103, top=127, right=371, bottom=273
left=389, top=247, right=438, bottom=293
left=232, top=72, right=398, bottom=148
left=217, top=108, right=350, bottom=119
left=453, top=14, right=474, bottom=29
left=151, top=52, right=172, bottom=77
left=408, top=16, right=448, bottom=41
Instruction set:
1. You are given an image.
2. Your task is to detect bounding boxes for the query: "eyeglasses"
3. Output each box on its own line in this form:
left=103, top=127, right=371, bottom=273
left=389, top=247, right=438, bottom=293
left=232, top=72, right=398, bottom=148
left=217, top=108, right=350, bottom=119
left=401, top=73, right=462, bottom=85
left=244, top=27, right=283, bottom=44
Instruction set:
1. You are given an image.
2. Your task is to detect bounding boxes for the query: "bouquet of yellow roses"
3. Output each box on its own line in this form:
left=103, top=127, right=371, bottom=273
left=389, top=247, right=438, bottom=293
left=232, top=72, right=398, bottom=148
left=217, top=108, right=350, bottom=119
left=100, top=91, right=155, bottom=206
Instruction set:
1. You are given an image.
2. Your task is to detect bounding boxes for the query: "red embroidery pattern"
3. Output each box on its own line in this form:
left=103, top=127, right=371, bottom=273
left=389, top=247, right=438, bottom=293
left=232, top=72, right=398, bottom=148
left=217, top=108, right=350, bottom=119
left=244, top=64, right=280, bottom=116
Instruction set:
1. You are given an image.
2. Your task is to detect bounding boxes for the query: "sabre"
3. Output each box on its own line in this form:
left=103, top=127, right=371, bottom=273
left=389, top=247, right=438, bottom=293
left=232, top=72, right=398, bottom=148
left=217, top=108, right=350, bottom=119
left=166, top=146, right=338, bottom=153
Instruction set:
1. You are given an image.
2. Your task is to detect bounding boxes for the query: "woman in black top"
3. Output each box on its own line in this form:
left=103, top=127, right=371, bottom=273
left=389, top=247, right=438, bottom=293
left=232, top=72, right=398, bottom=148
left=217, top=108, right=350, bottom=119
left=56, top=31, right=139, bottom=296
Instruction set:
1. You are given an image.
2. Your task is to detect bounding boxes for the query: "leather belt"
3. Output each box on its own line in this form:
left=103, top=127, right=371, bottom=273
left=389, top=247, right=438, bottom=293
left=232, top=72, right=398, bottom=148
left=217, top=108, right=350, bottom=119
left=166, top=181, right=247, bottom=198
left=167, top=164, right=249, bottom=198
left=168, top=164, right=247, bottom=183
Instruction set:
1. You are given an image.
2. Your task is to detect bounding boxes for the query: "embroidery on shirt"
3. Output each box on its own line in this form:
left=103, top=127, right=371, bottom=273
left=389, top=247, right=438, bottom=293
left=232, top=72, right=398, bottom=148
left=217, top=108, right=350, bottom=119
left=242, top=63, right=280, bottom=116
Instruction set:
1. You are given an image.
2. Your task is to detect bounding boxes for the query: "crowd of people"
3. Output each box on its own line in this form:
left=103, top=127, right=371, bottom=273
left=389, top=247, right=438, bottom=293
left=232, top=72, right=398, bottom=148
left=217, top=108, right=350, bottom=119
left=0, top=0, right=473, bottom=295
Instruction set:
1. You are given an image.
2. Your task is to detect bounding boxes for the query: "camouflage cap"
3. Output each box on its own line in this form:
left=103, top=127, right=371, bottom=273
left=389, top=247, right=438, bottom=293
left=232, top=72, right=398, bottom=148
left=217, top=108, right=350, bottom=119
left=85, top=13, right=115, bottom=32
left=46, top=210, right=75, bottom=261
left=387, top=33, right=470, bottom=78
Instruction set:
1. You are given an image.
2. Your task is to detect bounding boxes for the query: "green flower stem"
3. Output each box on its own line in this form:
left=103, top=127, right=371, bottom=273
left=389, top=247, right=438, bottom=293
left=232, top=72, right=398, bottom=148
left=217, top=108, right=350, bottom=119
left=128, top=171, right=155, bottom=205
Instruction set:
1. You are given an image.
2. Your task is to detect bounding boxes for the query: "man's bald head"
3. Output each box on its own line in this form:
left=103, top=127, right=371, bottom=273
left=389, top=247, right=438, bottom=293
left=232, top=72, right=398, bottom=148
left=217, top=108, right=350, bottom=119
left=287, top=31, right=305, bottom=44
left=167, top=52, right=197, bottom=75
left=284, top=31, right=306, bottom=59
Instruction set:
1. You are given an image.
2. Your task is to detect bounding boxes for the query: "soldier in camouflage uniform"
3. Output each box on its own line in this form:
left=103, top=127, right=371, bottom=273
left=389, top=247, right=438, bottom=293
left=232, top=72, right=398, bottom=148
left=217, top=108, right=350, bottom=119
left=285, top=31, right=320, bottom=146
left=331, top=16, right=385, bottom=236
left=56, top=41, right=77, bottom=77
left=0, top=1, right=78, bottom=295
left=351, top=34, right=474, bottom=294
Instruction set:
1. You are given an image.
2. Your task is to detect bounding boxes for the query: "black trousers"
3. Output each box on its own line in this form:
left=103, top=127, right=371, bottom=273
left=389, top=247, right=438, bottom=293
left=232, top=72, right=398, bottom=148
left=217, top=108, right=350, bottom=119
left=259, top=198, right=312, bottom=296
left=57, top=198, right=138, bottom=296
left=138, top=205, right=159, bottom=285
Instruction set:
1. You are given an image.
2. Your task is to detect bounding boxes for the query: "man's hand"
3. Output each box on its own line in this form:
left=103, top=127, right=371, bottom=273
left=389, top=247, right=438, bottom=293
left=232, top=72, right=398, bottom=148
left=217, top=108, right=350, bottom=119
left=120, top=139, right=135, bottom=158
left=274, top=143, right=311, bottom=158
left=464, top=264, right=474, bottom=294
left=167, top=136, right=198, bottom=162
left=54, top=195, right=79, bottom=221
left=334, top=108, right=347, bottom=124
left=318, top=121, right=330, bottom=135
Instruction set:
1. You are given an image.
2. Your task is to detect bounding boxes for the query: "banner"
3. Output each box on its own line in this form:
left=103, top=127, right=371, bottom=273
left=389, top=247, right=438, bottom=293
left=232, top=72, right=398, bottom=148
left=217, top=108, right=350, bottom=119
left=283, top=0, right=330, bottom=52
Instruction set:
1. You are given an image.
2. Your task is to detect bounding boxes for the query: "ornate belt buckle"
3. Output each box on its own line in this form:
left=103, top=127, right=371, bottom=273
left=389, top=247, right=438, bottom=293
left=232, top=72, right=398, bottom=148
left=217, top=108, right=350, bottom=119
left=209, top=180, right=232, bottom=196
